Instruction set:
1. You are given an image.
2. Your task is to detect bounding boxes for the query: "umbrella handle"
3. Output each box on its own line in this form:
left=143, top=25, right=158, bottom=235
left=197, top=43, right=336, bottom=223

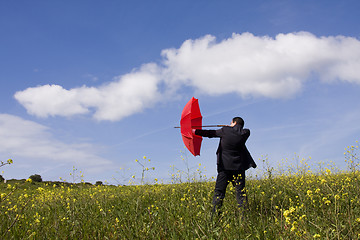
left=174, top=125, right=227, bottom=128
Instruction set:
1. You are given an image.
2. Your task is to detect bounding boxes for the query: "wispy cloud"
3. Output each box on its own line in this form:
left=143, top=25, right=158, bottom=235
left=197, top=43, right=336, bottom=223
left=297, top=111, right=360, bottom=160
left=14, top=32, right=360, bottom=121
left=0, top=114, right=112, bottom=169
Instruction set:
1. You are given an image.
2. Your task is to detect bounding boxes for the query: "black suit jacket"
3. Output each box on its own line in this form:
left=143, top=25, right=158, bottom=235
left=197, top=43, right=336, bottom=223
left=195, top=125, right=256, bottom=172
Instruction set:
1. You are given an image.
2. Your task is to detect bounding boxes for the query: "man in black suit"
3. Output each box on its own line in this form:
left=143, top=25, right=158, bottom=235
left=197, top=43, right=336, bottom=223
left=194, top=117, right=256, bottom=214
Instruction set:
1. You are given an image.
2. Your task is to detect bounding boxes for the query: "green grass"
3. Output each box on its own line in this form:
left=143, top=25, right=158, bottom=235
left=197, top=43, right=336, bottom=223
left=2, top=168, right=360, bottom=239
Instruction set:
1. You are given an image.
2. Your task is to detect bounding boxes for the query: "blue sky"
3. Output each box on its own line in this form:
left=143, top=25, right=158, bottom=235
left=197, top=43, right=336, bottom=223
left=1, top=1, right=360, bottom=184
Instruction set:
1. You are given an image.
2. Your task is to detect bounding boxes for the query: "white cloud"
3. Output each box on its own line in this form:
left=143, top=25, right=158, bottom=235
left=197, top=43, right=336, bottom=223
left=14, top=84, right=90, bottom=118
left=162, top=32, right=360, bottom=97
left=92, top=63, right=162, bottom=121
left=15, top=63, right=161, bottom=121
left=14, top=32, right=360, bottom=121
left=0, top=114, right=111, bottom=168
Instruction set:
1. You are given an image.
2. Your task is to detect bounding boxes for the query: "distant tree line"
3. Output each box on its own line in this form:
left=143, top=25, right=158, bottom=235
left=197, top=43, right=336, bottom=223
left=29, top=174, right=42, bottom=182
left=1, top=174, right=103, bottom=185
left=0, top=174, right=43, bottom=183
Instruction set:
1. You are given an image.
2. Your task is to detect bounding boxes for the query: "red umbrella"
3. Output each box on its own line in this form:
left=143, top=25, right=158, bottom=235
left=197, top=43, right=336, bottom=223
left=176, top=97, right=226, bottom=156
left=180, top=97, right=203, bottom=156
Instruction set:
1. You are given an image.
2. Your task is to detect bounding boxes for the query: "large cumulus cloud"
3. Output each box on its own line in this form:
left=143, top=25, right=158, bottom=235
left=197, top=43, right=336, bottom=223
left=14, top=32, right=360, bottom=121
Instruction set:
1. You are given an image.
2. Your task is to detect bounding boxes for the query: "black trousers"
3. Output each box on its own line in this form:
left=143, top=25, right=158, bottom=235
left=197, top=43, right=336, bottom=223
left=212, top=170, right=246, bottom=213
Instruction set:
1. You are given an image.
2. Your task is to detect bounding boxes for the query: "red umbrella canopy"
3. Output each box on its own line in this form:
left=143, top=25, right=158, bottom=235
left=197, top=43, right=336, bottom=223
left=180, top=97, right=203, bottom=156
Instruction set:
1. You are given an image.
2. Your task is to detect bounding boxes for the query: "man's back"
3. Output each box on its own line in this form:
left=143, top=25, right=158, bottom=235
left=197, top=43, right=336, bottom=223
left=215, top=125, right=251, bottom=171
left=195, top=124, right=256, bottom=171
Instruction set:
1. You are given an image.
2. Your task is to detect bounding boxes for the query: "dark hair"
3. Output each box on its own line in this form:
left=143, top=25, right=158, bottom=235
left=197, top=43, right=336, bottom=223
left=232, top=117, right=244, bottom=127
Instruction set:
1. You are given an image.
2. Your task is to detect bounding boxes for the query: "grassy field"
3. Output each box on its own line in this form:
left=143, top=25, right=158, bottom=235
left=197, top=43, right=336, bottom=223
left=2, top=162, right=360, bottom=239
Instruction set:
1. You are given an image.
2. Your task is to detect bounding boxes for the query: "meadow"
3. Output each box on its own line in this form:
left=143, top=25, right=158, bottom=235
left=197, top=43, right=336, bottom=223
left=1, top=144, right=360, bottom=239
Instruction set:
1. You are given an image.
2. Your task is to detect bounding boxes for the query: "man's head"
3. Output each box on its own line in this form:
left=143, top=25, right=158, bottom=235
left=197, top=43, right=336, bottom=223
left=231, top=117, right=244, bottom=127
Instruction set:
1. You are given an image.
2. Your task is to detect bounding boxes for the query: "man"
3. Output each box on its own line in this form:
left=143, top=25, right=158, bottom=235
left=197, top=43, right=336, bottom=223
left=194, top=117, right=256, bottom=214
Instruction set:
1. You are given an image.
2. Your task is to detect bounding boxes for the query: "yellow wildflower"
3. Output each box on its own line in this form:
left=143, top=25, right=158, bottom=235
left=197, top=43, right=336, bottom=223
left=313, top=233, right=321, bottom=238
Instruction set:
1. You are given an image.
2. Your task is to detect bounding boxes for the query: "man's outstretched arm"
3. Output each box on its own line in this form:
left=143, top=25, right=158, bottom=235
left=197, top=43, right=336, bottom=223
left=194, top=129, right=220, bottom=138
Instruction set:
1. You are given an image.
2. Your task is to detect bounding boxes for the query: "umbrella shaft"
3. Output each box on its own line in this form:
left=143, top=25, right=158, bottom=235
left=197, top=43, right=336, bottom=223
left=174, top=125, right=226, bottom=128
